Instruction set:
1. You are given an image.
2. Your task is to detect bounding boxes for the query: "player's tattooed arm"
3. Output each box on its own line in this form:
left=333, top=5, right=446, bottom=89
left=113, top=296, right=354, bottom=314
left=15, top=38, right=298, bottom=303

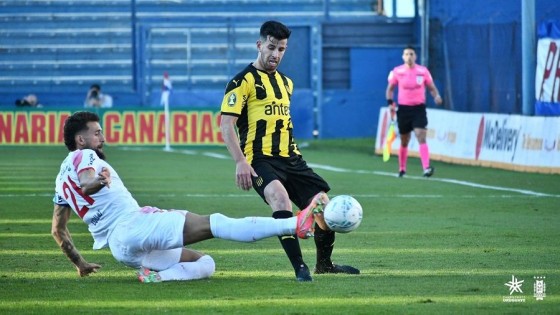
left=51, top=204, right=101, bottom=277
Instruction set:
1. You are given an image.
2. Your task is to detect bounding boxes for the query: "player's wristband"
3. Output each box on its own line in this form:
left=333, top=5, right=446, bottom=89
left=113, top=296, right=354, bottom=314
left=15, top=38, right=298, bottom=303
left=387, top=99, right=394, bottom=106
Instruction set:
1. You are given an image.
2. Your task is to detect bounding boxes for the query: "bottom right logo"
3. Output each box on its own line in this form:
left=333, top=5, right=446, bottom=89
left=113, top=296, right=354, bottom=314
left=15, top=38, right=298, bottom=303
left=533, top=276, right=546, bottom=301
left=503, top=275, right=547, bottom=302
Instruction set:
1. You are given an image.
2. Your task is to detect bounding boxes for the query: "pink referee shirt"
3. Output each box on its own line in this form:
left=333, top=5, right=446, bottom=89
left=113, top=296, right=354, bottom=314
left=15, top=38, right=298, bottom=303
left=388, top=64, right=434, bottom=106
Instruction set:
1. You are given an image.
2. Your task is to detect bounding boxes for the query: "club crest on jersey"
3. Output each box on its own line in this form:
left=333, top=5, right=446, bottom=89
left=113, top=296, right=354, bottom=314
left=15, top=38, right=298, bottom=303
left=227, top=93, right=237, bottom=106
left=416, top=75, right=424, bottom=85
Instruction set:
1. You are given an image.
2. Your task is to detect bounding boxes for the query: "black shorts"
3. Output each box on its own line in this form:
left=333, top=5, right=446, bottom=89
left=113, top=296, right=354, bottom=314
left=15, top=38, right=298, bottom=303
left=396, top=104, right=428, bottom=134
left=251, top=155, right=330, bottom=210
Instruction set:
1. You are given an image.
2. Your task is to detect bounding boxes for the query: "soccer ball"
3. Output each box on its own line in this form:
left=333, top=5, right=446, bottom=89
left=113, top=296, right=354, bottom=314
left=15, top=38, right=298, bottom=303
left=323, top=195, right=363, bottom=233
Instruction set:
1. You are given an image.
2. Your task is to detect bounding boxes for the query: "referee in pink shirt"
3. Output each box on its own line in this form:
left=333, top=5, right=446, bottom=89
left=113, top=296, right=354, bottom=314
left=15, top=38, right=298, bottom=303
left=386, top=46, right=443, bottom=177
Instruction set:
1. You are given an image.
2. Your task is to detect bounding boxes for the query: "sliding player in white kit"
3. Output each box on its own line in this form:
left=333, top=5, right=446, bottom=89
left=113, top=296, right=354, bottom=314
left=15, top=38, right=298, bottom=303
left=52, top=111, right=324, bottom=283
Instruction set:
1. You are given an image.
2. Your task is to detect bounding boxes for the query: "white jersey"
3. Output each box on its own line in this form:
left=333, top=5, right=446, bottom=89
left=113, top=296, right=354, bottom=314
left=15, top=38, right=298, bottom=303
left=53, top=149, right=140, bottom=249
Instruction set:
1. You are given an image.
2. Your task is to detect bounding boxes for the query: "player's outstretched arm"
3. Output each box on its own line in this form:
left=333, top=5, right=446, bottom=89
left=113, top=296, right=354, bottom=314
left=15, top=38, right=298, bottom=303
left=51, top=204, right=101, bottom=277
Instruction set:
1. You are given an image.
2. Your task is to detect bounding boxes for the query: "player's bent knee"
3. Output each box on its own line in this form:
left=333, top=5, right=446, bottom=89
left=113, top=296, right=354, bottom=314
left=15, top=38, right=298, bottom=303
left=143, top=248, right=183, bottom=271
left=198, top=255, right=216, bottom=278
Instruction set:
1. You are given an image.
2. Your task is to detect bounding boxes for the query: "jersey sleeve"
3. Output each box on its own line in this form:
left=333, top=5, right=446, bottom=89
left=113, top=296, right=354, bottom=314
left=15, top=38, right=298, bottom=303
left=53, top=191, right=69, bottom=206
left=74, top=149, right=103, bottom=177
left=423, top=67, right=434, bottom=86
left=387, top=69, right=398, bottom=85
left=220, top=74, right=252, bottom=116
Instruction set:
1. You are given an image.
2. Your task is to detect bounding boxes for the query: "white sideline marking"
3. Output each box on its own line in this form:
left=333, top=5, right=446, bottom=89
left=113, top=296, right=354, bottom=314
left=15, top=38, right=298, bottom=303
left=7, top=147, right=550, bottom=199
left=308, top=163, right=558, bottom=197
left=163, top=148, right=559, bottom=198
left=202, top=152, right=230, bottom=159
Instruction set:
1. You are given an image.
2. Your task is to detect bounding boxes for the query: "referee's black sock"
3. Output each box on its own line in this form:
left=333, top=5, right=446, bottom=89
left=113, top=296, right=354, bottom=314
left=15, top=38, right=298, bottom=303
left=314, top=224, right=335, bottom=267
left=273, top=210, right=305, bottom=271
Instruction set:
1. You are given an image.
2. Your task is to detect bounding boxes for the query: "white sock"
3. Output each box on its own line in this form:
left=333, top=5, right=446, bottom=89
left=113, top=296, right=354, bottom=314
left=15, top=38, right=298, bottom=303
left=157, top=255, right=215, bottom=281
left=209, top=213, right=296, bottom=242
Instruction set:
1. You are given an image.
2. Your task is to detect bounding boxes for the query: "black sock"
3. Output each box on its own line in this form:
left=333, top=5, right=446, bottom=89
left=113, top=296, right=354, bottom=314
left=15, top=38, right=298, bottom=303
left=314, top=224, right=335, bottom=267
left=273, top=210, right=305, bottom=271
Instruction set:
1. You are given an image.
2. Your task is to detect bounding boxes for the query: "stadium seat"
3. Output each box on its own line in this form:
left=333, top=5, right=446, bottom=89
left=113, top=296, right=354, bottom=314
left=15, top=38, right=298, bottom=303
left=0, top=0, right=379, bottom=106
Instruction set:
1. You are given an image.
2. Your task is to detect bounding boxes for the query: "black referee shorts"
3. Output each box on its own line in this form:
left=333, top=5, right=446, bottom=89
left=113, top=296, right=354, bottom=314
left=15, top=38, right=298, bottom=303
left=251, top=155, right=330, bottom=210
left=396, top=104, right=428, bottom=134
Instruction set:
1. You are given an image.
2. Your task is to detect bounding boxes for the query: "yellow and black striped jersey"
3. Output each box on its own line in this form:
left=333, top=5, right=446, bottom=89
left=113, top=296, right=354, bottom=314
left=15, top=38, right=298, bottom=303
left=220, top=64, right=301, bottom=163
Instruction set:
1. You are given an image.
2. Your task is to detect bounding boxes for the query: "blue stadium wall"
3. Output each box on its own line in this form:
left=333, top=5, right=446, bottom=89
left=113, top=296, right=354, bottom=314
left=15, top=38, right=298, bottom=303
left=319, top=0, right=560, bottom=137
left=427, top=0, right=560, bottom=115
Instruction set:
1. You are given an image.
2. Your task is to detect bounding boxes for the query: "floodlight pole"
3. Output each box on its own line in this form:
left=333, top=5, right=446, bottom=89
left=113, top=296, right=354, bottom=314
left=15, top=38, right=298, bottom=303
left=521, top=0, right=536, bottom=116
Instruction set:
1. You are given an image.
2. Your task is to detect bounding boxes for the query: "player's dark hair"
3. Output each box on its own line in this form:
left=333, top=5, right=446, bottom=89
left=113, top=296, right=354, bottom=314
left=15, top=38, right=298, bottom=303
left=63, top=111, right=100, bottom=151
left=404, top=45, right=416, bottom=52
left=260, top=21, right=291, bottom=40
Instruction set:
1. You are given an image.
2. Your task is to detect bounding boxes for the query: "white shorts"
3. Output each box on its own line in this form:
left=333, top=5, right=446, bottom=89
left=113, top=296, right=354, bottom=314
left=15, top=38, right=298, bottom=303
left=108, top=206, right=188, bottom=269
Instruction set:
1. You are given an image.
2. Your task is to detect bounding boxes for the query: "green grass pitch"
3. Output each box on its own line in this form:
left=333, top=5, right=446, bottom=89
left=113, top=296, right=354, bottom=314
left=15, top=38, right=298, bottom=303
left=0, top=139, right=558, bottom=314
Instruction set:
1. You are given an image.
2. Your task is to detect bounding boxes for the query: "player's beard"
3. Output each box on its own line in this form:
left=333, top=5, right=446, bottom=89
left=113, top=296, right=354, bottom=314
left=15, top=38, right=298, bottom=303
left=266, top=58, right=279, bottom=72
left=258, top=54, right=278, bottom=73
left=94, top=148, right=106, bottom=161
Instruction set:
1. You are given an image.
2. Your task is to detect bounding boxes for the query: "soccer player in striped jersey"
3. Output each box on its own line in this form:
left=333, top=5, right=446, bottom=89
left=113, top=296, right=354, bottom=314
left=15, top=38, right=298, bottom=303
left=51, top=111, right=319, bottom=283
left=220, top=20, right=359, bottom=281
left=386, top=45, right=443, bottom=177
